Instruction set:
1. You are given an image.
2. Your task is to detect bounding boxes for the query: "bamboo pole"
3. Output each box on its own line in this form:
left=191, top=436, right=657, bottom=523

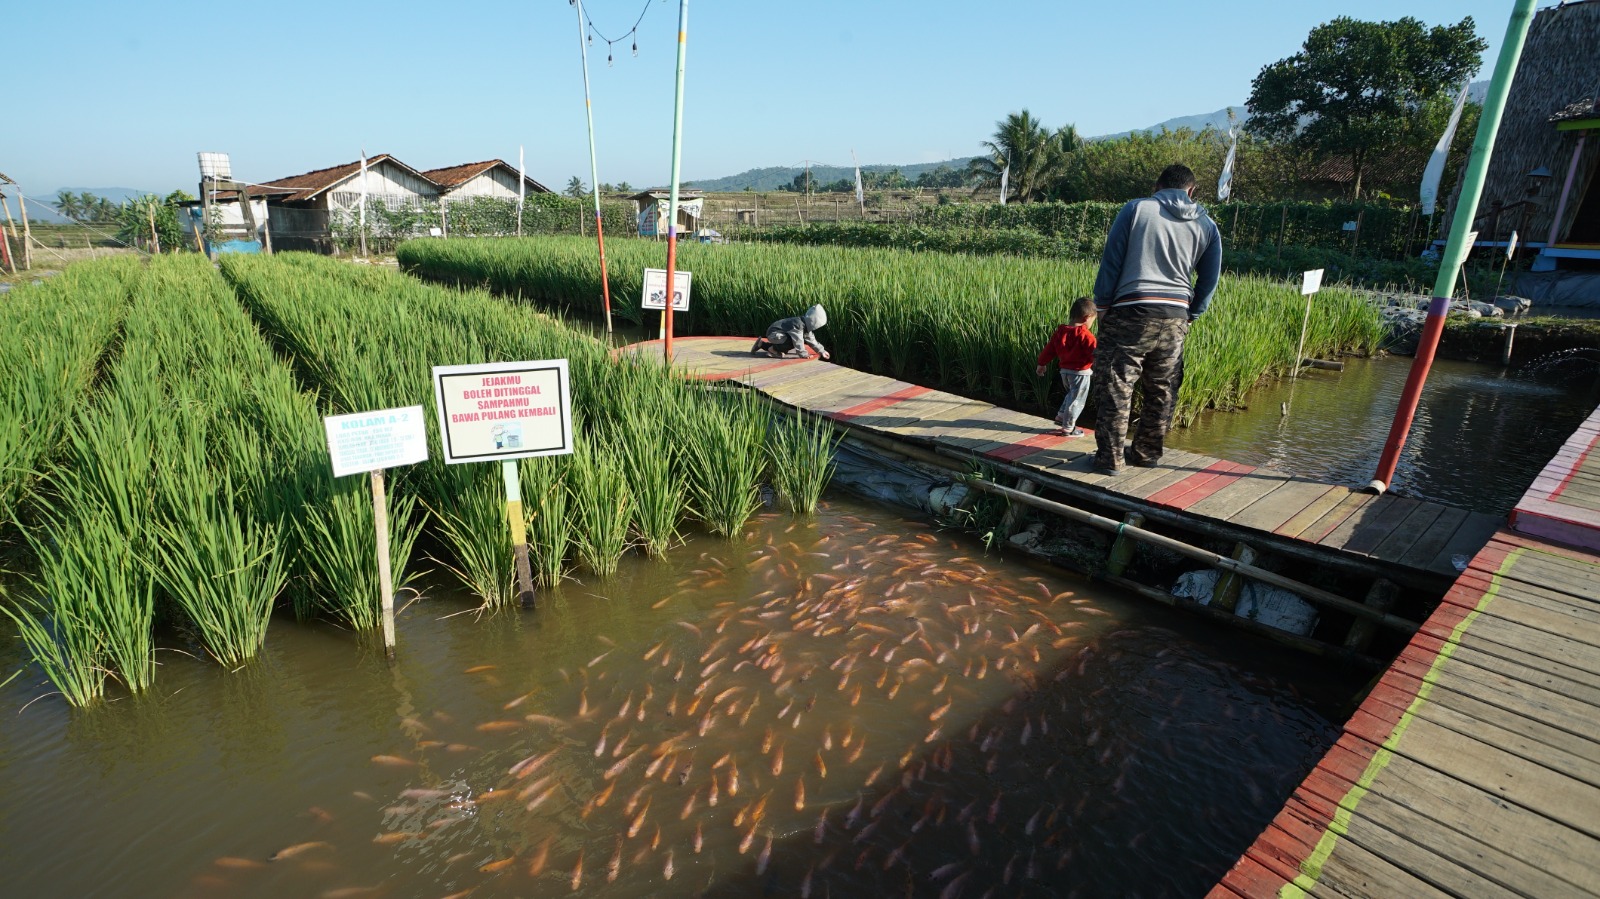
left=574, top=0, right=614, bottom=333
left=1371, top=0, right=1537, bottom=494
left=661, top=0, right=690, bottom=365
left=372, top=469, right=396, bottom=660
left=17, top=192, right=32, bottom=270
left=504, top=460, right=536, bottom=608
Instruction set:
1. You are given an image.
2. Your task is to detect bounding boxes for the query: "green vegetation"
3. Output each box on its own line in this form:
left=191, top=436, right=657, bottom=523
left=398, top=236, right=1387, bottom=425
left=0, top=258, right=136, bottom=530
left=767, top=412, right=842, bottom=514
left=331, top=195, right=634, bottom=254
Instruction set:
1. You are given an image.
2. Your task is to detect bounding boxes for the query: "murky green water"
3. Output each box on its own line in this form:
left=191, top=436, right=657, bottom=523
left=1, top=497, right=1352, bottom=898
left=1169, top=355, right=1600, bottom=516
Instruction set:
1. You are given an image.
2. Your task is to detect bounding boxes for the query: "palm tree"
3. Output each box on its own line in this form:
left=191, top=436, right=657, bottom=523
left=564, top=176, right=587, bottom=198
left=966, top=111, right=1082, bottom=203
left=54, top=190, right=80, bottom=221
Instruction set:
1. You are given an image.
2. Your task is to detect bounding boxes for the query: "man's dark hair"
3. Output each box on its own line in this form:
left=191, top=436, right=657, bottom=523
left=1070, top=296, right=1097, bottom=323
left=1156, top=164, right=1196, bottom=190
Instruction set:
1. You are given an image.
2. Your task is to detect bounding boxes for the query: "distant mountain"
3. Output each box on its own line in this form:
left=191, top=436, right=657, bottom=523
left=678, top=83, right=1491, bottom=194
left=1098, top=106, right=1247, bottom=141
left=26, top=187, right=151, bottom=222
left=688, top=160, right=977, bottom=193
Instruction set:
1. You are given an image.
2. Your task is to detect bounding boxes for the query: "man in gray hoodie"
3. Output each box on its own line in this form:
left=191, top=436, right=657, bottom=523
left=1089, top=164, right=1221, bottom=474
left=751, top=304, right=831, bottom=359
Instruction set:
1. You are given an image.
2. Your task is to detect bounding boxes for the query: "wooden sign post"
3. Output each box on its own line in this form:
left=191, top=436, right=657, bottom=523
left=1293, top=268, right=1324, bottom=379
left=324, top=406, right=429, bottom=659
left=432, top=359, right=575, bottom=609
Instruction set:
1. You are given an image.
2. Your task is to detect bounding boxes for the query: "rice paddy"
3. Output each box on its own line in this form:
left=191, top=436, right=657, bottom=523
left=1, top=253, right=835, bottom=707
left=398, top=236, right=1388, bottom=426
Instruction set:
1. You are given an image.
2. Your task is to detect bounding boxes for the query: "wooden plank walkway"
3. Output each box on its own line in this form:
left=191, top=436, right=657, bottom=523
left=1511, top=403, right=1600, bottom=553
left=623, top=337, right=1500, bottom=588
left=1213, top=406, right=1600, bottom=898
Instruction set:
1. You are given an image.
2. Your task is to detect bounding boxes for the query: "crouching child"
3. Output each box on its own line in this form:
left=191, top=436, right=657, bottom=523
left=751, top=304, right=830, bottom=360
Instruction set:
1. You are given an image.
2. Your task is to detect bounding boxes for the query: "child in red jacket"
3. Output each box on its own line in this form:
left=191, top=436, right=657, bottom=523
left=1035, top=297, right=1098, bottom=437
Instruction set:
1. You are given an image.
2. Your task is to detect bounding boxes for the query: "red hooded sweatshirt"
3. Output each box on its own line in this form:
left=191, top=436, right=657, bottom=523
left=1036, top=323, right=1096, bottom=373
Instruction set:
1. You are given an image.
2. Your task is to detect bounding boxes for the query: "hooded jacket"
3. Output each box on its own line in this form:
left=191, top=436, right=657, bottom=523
left=765, top=304, right=828, bottom=356
left=1092, top=188, right=1222, bottom=320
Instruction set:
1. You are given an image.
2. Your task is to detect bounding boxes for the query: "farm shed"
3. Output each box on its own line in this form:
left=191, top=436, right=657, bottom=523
left=259, top=154, right=442, bottom=252
left=422, top=160, right=552, bottom=200
left=1441, top=0, right=1600, bottom=271
left=631, top=189, right=704, bottom=238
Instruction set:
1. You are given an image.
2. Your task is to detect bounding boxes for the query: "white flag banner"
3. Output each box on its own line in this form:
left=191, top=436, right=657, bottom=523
left=998, top=155, right=1010, bottom=206
left=358, top=150, right=368, bottom=230
left=517, top=145, right=526, bottom=214
left=1507, top=230, right=1519, bottom=259
left=1420, top=82, right=1471, bottom=216
left=1217, top=129, right=1237, bottom=201
left=852, top=150, right=864, bottom=207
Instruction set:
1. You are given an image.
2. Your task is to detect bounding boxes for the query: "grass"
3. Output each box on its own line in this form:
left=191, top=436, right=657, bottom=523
left=398, top=236, right=1388, bottom=426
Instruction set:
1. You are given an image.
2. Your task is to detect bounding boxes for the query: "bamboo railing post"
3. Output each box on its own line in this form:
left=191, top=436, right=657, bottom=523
left=1105, top=512, right=1144, bottom=577
left=1209, top=543, right=1256, bottom=613
left=1344, top=579, right=1398, bottom=653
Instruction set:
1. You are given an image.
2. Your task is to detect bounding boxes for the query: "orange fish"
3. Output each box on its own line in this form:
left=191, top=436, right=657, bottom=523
left=464, top=665, right=496, bottom=674
left=270, top=841, right=332, bottom=861
left=570, top=851, right=584, bottom=891
left=528, top=836, right=552, bottom=876
left=214, top=857, right=267, bottom=870
left=370, top=755, right=415, bottom=768
left=478, top=857, right=516, bottom=873
left=476, top=720, right=521, bottom=734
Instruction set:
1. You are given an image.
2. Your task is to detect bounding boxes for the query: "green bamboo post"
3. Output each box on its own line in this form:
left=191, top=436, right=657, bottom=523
left=661, top=0, right=690, bottom=364
left=1371, top=0, right=1537, bottom=493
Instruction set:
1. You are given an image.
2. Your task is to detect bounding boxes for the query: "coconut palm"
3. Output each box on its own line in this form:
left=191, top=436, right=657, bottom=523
left=966, top=111, right=1082, bottom=203
left=54, top=190, right=81, bottom=222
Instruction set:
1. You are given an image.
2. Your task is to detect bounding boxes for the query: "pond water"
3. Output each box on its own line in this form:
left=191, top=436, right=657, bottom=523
left=1169, top=354, right=1600, bottom=516
left=0, top=497, right=1354, bottom=899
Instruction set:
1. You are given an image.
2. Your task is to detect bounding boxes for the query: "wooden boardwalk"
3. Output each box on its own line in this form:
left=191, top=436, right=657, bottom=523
left=624, top=337, right=1499, bottom=590
left=1213, top=405, right=1600, bottom=897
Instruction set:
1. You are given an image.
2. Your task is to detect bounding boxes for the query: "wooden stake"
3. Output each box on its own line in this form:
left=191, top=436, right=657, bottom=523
left=371, top=469, right=397, bottom=660
left=146, top=203, right=161, bottom=254
left=504, top=460, right=537, bottom=608
left=17, top=192, right=32, bottom=270
left=0, top=197, right=18, bottom=275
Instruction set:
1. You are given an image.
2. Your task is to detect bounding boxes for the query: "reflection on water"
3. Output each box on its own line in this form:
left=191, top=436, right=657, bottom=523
left=1, top=498, right=1350, bottom=898
left=1169, top=355, right=1600, bottom=516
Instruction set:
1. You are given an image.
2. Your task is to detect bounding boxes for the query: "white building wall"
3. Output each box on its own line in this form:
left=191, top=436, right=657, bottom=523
left=327, top=159, right=440, bottom=212
left=447, top=167, right=523, bottom=199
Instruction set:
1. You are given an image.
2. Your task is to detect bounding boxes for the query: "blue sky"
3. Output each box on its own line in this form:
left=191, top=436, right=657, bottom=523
left=8, top=0, right=1516, bottom=197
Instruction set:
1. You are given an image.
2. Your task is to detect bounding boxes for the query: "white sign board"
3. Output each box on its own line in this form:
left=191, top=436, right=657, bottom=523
left=642, top=268, right=692, bottom=311
left=1341, top=220, right=1358, bottom=232
left=1507, top=230, right=1519, bottom=259
left=324, top=406, right=429, bottom=478
left=1300, top=269, right=1325, bottom=296
left=431, top=359, right=574, bottom=464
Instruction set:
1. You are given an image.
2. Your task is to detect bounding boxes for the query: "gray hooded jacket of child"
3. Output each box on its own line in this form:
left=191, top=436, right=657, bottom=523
left=766, top=304, right=828, bottom=355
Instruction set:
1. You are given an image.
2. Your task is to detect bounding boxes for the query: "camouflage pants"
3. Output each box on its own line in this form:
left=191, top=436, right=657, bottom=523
left=1091, top=313, right=1188, bottom=470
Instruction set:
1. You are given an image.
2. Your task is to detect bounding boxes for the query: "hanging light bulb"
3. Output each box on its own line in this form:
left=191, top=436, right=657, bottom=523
left=632, top=40, right=638, bottom=56
left=608, top=48, right=614, bottom=66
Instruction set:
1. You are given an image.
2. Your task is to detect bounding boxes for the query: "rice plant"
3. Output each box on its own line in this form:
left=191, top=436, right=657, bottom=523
left=767, top=410, right=841, bottom=514
left=680, top=389, right=770, bottom=537
left=521, top=455, right=572, bottom=590
left=429, top=476, right=516, bottom=607
left=567, top=435, right=634, bottom=578
left=613, top=404, right=687, bottom=558
left=302, top=482, right=424, bottom=631
left=399, top=236, right=1388, bottom=425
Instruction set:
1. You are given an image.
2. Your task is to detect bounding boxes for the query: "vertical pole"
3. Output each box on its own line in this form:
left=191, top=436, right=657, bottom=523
left=147, top=203, right=161, bottom=254
left=17, top=192, right=32, bottom=270
left=358, top=151, right=369, bottom=259
left=1370, top=0, right=1536, bottom=494
left=1292, top=292, right=1313, bottom=379
left=371, top=469, right=396, bottom=660
left=575, top=0, right=614, bottom=334
left=504, top=460, right=536, bottom=608
left=517, top=144, right=525, bottom=239
left=1546, top=134, right=1588, bottom=246
left=662, top=0, right=691, bottom=365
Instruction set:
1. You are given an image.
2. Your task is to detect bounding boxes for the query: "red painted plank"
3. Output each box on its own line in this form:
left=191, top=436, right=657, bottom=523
left=1147, top=460, right=1255, bottom=511
left=831, top=384, right=933, bottom=421
left=982, top=430, right=1083, bottom=463
left=1143, top=460, right=1235, bottom=508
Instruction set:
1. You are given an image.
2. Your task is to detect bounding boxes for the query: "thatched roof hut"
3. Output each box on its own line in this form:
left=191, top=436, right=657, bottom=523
left=1442, top=0, right=1600, bottom=265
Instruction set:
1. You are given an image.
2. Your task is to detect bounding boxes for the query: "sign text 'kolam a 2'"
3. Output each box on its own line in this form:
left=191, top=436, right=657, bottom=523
left=431, top=359, right=574, bottom=464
